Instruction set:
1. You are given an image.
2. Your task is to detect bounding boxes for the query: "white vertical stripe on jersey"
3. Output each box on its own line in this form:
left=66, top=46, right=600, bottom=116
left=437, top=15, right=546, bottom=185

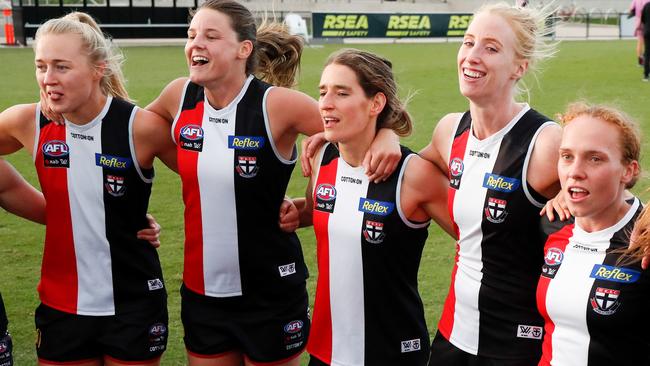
left=197, top=76, right=252, bottom=297
left=67, top=97, right=115, bottom=316
left=448, top=105, right=529, bottom=354
left=545, top=245, right=598, bottom=365
left=545, top=199, right=639, bottom=365
left=329, top=160, right=369, bottom=366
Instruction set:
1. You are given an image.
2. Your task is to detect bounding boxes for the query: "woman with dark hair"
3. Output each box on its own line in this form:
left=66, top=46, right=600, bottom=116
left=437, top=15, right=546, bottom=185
left=144, top=1, right=400, bottom=365
left=288, top=48, right=454, bottom=366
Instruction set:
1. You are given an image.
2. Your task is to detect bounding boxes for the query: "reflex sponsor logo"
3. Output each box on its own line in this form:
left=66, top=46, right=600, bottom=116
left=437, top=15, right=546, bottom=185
left=42, top=140, right=70, bottom=168
left=179, top=124, right=204, bottom=152
left=517, top=325, right=543, bottom=340
left=482, top=173, right=520, bottom=193
left=591, top=287, right=620, bottom=315
left=386, top=15, right=431, bottom=37
left=95, top=153, right=132, bottom=170
left=358, top=198, right=394, bottom=216
left=400, top=339, right=421, bottom=353
left=322, top=14, right=369, bottom=37
left=228, top=135, right=265, bottom=150
left=279, top=263, right=296, bottom=277
left=590, top=264, right=640, bottom=283
left=447, top=15, right=473, bottom=36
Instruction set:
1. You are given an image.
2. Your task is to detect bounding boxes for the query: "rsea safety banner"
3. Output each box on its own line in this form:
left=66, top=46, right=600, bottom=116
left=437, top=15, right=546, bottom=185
left=312, top=13, right=473, bottom=38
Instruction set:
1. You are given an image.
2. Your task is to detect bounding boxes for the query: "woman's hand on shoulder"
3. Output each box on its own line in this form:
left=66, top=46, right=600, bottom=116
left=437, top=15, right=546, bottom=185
left=364, top=128, right=401, bottom=183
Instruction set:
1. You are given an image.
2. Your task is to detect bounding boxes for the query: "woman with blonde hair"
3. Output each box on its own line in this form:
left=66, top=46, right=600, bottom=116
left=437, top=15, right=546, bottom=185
left=536, top=102, right=649, bottom=365
left=0, top=11, right=174, bottom=366
left=418, top=3, right=562, bottom=364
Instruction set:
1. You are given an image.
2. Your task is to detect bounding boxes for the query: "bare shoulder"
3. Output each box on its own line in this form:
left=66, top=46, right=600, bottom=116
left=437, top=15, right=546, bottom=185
left=1, top=103, right=37, bottom=122
left=133, top=107, right=171, bottom=136
left=266, top=87, right=316, bottom=112
left=420, top=112, right=463, bottom=172
left=146, top=77, right=189, bottom=122
left=528, top=122, right=562, bottom=198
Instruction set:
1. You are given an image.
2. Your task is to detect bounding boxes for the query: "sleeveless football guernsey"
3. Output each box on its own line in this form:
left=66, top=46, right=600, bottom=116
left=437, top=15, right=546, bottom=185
left=439, top=105, right=555, bottom=358
left=172, top=75, right=307, bottom=299
left=34, top=97, right=164, bottom=316
left=537, top=198, right=650, bottom=365
left=308, top=144, right=430, bottom=366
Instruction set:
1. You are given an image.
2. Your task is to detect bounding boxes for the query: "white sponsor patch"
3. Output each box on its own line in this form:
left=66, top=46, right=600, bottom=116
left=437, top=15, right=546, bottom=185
left=400, top=338, right=421, bottom=353
left=279, top=263, right=296, bottom=277
left=147, top=279, right=164, bottom=291
left=517, top=324, right=543, bottom=339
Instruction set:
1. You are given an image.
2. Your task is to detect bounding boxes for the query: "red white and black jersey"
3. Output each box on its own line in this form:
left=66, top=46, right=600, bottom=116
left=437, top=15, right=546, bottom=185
left=172, top=76, right=307, bottom=299
left=537, top=199, right=650, bottom=366
left=307, top=144, right=430, bottom=366
left=438, top=105, right=555, bottom=358
left=33, top=97, right=165, bottom=316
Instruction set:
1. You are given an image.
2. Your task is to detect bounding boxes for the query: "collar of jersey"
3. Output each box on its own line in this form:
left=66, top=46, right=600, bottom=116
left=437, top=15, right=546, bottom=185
left=203, top=74, right=254, bottom=117
left=64, top=96, right=113, bottom=132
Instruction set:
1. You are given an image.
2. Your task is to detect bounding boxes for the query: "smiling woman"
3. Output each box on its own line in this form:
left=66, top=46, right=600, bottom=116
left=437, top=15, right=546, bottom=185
left=416, top=2, right=562, bottom=365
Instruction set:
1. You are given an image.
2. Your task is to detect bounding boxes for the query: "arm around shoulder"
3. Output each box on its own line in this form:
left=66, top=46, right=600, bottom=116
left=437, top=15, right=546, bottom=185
left=0, top=159, right=45, bottom=224
left=133, top=108, right=178, bottom=172
left=401, top=155, right=455, bottom=238
left=0, top=104, right=38, bottom=155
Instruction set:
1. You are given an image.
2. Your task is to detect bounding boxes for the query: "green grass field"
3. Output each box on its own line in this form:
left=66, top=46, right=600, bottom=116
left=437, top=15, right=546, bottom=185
left=0, top=40, right=648, bottom=365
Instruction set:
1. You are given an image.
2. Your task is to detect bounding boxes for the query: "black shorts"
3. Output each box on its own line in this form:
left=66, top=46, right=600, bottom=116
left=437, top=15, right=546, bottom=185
left=35, top=301, right=168, bottom=364
left=428, top=331, right=538, bottom=366
left=181, top=284, right=309, bottom=364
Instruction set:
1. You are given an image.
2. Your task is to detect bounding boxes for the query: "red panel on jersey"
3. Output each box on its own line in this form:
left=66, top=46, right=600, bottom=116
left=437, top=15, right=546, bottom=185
left=307, top=156, right=339, bottom=364
left=438, top=128, right=470, bottom=337
left=35, top=123, right=78, bottom=312
left=177, top=101, right=207, bottom=295
left=536, top=223, right=574, bottom=366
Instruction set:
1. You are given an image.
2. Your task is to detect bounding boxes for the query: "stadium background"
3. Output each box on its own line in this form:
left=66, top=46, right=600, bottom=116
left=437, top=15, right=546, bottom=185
left=0, top=0, right=649, bottom=364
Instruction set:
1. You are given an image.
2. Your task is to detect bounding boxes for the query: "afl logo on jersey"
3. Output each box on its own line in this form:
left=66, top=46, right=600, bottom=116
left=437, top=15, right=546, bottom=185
left=544, top=248, right=564, bottom=266
left=363, top=220, right=386, bottom=244
left=42, top=140, right=70, bottom=168
left=449, top=158, right=464, bottom=190
left=284, top=320, right=304, bottom=334
left=541, top=247, right=563, bottom=279
left=179, top=125, right=204, bottom=152
left=315, top=183, right=337, bottom=213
